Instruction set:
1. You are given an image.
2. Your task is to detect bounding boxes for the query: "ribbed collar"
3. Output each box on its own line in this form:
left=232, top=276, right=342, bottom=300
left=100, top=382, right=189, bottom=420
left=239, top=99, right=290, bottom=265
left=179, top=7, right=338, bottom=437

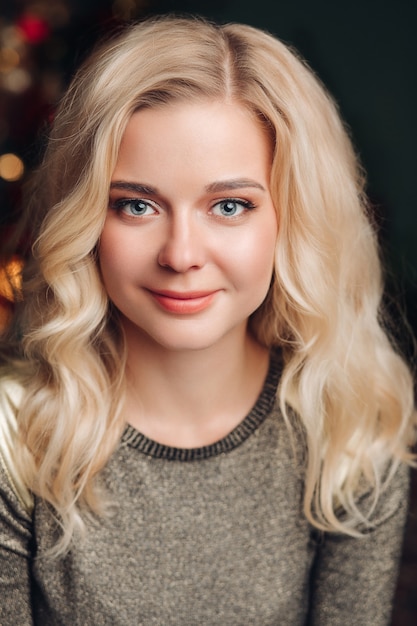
left=121, top=348, right=282, bottom=461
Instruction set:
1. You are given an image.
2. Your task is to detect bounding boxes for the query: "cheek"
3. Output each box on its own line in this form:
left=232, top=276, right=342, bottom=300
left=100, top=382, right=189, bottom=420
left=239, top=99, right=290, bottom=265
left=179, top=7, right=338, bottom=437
left=251, top=217, right=278, bottom=276
left=231, top=224, right=277, bottom=294
left=98, top=228, right=130, bottom=292
left=252, top=238, right=276, bottom=289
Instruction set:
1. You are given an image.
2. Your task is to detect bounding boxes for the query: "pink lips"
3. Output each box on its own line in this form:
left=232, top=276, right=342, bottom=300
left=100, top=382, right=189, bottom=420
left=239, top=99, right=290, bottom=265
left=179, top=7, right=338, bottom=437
left=148, top=289, right=218, bottom=314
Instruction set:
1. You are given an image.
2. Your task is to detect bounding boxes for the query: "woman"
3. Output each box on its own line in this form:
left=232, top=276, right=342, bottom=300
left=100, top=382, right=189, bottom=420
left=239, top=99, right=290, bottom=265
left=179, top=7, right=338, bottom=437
left=0, top=15, right=415, bottom=625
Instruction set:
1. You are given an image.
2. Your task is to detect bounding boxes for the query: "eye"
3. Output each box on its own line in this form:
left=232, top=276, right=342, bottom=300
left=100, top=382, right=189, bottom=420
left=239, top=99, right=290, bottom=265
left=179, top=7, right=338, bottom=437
left=211, top=199, right=255, bottom=217
left=111, top=198, right=158, bottom=217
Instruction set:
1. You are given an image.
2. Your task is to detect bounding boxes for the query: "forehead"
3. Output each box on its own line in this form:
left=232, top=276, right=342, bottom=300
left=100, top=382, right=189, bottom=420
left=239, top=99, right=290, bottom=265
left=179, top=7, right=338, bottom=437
left=113, top=99, right=273, bottom=185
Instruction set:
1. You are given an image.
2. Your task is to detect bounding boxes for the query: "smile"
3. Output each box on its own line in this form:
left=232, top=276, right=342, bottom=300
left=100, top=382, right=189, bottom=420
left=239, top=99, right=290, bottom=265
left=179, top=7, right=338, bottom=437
left=147, top=289, right=218, bottom=314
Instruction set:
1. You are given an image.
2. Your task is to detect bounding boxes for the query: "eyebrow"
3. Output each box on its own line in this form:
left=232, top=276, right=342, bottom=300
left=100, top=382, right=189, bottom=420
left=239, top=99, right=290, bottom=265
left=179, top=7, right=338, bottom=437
left=110, top=178, right=266, bottom=195
left=110, top=181, right=158, bottom=194
left=205, top=178, right=266, bottom=193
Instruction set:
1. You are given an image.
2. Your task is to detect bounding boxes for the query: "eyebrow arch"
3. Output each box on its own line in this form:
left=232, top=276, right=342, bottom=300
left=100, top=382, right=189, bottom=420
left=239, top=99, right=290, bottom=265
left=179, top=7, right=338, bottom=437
left=110, top=181, right=158, bottom=195
left=205, top=178, right=266, bottom=193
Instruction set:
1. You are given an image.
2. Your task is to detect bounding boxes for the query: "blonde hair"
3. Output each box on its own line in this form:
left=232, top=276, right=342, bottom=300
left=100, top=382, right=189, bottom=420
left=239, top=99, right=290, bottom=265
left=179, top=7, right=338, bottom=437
left=2, top=15, right=415, bottom=553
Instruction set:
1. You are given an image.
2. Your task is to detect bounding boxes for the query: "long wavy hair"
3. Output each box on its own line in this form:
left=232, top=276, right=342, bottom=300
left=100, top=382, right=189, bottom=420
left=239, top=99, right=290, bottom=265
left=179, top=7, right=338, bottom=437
left=1, top=15, right=415, bottom=554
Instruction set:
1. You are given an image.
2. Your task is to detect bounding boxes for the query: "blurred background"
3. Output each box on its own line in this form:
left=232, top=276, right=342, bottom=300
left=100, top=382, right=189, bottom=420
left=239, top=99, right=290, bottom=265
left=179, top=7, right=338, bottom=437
left=0, top=0, right=415, bottom=622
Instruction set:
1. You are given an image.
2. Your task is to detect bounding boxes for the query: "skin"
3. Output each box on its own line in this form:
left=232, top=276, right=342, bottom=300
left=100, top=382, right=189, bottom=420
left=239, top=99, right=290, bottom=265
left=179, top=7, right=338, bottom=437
left=100, top=99, right=278, bottom=447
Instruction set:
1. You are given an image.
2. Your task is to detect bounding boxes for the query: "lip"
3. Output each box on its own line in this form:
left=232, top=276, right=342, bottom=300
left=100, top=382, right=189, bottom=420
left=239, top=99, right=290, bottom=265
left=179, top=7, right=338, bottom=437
left=147, top=289, right=218, bottom=314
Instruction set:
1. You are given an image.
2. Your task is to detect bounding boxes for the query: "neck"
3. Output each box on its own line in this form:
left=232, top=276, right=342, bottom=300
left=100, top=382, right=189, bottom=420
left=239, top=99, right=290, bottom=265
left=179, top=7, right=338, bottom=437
left=122, top=322, right=270, bottom=448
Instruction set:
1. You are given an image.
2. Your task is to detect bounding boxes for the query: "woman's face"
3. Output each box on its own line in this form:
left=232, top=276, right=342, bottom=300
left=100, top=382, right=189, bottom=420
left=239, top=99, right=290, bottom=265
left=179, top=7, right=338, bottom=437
left=100, top=99, right=278, bottom=353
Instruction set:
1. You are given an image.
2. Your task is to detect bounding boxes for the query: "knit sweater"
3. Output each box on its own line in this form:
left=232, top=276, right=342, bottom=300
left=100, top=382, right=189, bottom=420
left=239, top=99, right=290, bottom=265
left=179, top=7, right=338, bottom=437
left=0, top=351, right=409, bottom=625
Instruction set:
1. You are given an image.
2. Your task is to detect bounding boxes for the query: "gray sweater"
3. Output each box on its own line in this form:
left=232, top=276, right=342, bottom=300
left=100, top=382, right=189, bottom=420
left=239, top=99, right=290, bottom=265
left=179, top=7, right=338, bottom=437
left=0, top=352, right=409, bottom=625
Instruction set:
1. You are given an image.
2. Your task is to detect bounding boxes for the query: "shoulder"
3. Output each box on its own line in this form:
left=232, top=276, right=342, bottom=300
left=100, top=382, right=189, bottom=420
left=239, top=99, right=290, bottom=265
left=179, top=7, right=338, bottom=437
left=0, top=377, right=34, bottom=514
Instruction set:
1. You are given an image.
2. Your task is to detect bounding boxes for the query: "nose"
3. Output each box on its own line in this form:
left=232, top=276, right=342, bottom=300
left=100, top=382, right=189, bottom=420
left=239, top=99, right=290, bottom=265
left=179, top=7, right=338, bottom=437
left=157, top=210, right=206, bottom=272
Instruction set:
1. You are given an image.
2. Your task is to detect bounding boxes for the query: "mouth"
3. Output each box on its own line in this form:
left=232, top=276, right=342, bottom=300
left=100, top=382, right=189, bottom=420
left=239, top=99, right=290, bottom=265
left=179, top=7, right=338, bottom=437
left=147, top=289, right=218, bottom=314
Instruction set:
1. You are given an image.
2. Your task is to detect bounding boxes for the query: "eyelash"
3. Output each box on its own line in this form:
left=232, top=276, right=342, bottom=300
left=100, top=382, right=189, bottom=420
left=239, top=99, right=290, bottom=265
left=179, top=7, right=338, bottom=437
left=109, top=197, right=257, bottom=218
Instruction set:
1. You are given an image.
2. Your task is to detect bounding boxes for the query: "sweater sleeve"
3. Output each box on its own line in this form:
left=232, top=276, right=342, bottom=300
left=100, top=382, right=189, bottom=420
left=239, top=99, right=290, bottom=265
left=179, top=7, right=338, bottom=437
left=0, top=381, right=34, bottom=626
left=307, top=462, right=410, bottom=626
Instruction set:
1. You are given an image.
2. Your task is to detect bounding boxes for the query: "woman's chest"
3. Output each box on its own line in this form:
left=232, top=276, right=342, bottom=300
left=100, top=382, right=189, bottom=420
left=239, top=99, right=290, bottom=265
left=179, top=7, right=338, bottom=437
left=32, top=441, right=314, bottom=625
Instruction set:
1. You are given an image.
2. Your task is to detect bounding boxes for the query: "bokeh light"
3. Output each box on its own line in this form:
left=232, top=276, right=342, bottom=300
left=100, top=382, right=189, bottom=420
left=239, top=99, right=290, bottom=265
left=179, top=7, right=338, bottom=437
left=0, top=153, right=25, bottom=182
left=0, top=47, right=20, bottom=72
left=1, top=67, right=32, bottom=93
left=17, top=14, right=50, bottom=45
left=0, top=256, right=23, bottom=330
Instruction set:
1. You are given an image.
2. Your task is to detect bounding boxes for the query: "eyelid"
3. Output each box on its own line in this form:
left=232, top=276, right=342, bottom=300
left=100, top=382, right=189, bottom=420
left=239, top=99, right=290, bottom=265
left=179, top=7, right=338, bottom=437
left=212, top=197, right=256, bottom=207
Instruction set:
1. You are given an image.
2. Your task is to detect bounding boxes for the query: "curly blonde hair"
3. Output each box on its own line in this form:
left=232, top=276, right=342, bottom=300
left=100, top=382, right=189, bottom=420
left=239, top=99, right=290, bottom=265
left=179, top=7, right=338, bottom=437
left=1, top=15, right=415, bottom=554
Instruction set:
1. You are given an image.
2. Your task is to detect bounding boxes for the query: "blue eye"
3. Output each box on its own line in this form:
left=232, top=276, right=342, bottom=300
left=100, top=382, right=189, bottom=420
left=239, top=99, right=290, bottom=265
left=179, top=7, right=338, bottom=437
left=212, top=199, right=255, bottom=217
left=112, top=199, right=157, bottom=216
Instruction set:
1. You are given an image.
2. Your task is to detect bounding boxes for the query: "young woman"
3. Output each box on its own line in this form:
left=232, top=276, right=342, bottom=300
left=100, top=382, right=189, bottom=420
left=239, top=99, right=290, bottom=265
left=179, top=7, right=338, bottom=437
left=0, top=15, right=415, bottom=625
